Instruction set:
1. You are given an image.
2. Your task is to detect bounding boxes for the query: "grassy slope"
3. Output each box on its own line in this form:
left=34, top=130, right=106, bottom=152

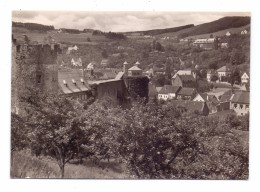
left=155, top=24, right=250, bottom=39
left=11, top=151, right=129, bottom=179
left=12, top=27, right=111, bottom=45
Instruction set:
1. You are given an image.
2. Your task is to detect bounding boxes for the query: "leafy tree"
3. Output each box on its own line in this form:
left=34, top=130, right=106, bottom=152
left=230, top=68, right=241, bottom=85
left=25, top=94, right=93, bottom=178
left=101, top=49, right=108, bottom=58
left=211, top=74, right=218, bottom=82
left=230, top=48, right=245, bottom=65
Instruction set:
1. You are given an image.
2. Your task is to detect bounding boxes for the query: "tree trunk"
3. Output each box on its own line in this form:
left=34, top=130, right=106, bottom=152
left=59, top=164, right=65, bottom=178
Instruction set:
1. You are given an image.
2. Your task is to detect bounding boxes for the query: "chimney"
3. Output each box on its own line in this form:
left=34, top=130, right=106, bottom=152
left=81, top=78, right=85, bottom=85
left=72, top=79, right=76, bottom=85
left=63, top=80, right=67, bottom=87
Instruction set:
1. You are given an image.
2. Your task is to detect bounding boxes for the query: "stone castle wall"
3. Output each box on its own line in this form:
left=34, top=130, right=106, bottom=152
left=11, top=42, right=61, bottom=114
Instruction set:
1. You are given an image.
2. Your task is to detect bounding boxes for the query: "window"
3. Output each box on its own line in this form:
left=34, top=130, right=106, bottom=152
left=246, top=105, right=249, bottom=109
left=234, top=104, right=237, bottom=108
left=240, top=104, right=243, bottom=109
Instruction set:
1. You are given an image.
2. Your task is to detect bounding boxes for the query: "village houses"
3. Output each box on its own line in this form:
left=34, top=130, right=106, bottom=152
left=241, top=71, right=250, bottom=85
left=67, top=45, right=79, bottom=54
left=230, top=91, right=249, bottom=116
left=157, top=85, right=181, bottom=101
left=217, top=66, right=231, bottom=81
left=193, top=93, right=219, bottom=114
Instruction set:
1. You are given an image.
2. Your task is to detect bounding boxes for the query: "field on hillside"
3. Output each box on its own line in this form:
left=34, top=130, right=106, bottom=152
left=12, top=27, right=112, bottom=44
left=185, top=24, right=250, bottom=39
left=155, top=24, right=250, bottom=39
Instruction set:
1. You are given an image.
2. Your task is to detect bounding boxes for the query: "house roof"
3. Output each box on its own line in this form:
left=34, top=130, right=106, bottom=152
left=102, top=71, right=117, bottom=79
left=156, top=87, right=163, bottom=92
left=115, top=71, right=124, bottom=80
left=170, top=100, right=206, bottom=112
left=198, top=93, right=219, bottom=105
left=241, top=70, right=250, bottom=77
left=172, top=69, right=193, bottom=79
left=158, top=85, right=181, bottom=94
left=179, top=74, right=195, bottom=82
left=178, top=87, right=195, bottom=96
left=128, top=66, right=142, bottom=71
left=58, top=69, right=90, bottom=94
left=231, top=91, right=249, bottom=104
left=217, top=66, right=230, bottom=72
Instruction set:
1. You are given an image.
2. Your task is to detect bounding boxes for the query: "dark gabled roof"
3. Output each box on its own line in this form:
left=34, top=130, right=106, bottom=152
left=58, top=69, right=90, bottom=94
left=178, top=74, right=195, bottom=82
left=198, top=93, right=219, bottom=105
left=170, top=100, right=205, bottom=112
left=158, top=85, right=181, bottom=94
left=231, top=91, right=250, bottom=104
left=178, top=87, right=195, bottom=96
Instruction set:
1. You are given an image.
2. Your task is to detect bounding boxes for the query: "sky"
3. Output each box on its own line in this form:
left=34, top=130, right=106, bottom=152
left=12, top=11, right=250, bottom=32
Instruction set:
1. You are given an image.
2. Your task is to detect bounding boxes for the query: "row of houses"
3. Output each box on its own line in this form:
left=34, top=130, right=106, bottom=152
left=207, top=66, right=250, bottom=85
left=150, top=81, right=249, bottom=116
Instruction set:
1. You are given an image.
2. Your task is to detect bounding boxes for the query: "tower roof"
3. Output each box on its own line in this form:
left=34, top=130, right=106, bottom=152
left=128, top=66, right=142, bottom=71
left=123, top=61, right=128, bottom=65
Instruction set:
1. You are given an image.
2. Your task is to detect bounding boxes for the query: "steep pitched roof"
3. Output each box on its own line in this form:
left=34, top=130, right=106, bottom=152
left=178, top=87, right=195, bottom=96
left=158, top=85, right=180, bottom=94
left=231, top=91, right=249, bottom=104
left=58, top=69, right=90, bottom=94
left=156, top=87, right=163, bottom=92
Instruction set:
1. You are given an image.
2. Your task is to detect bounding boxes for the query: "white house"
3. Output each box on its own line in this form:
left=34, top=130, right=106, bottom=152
left=158, top=85, right=181, bottom=101
left=217, top=66, right=231, bottom=81
left=230, top=91, right=249, bottom=116
left=67, top=45, right=79, bottom=54
left=226, top=31, right=231, bottom=36
left=241, top=71, right=249, bottom=85
left=193, top=93, right=219, bottom=114
left=241, top=29, right=248, bottom=35
left=172, top=69, right=196, bottom=79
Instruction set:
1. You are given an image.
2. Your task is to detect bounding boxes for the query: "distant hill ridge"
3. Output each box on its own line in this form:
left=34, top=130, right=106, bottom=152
left=176, top=16, right=250, bottom=38
left=124, top=24, right=195, bottom=36
left=12, top=21, right=54, bottom=32
left=12, top=16, right=250, bottom=37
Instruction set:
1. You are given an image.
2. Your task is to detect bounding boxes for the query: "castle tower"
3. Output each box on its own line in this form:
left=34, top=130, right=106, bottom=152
left=11, top=41, right=61, bottom=115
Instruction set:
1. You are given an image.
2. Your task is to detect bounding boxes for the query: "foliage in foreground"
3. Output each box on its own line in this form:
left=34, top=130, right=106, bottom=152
left=11, top=94, right=249, bottom=179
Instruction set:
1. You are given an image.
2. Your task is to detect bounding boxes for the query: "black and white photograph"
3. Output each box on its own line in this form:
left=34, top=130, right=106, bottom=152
left=1, top=0, right=260, bottom=191
left=10, top=10, right=250, bottom=179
